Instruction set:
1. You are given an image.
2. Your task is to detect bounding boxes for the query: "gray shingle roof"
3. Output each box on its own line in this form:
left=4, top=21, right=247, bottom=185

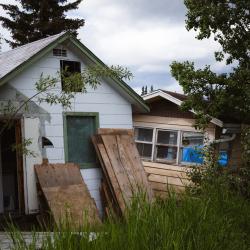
left=0, top=32, right=65, bottom=79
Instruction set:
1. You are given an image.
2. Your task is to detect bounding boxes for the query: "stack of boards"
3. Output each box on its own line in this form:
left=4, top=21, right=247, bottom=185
left=92, top=129, right=153, bottom=217
left=35, top=162, right=101, bottom=227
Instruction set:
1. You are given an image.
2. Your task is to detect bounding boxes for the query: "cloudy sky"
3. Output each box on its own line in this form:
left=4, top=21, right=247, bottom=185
left=0, top=0, right=225, bottom=94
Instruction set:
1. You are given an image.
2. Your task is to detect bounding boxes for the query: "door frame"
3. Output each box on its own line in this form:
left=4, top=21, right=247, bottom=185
left=0, top=118, right=25, bottom=214
left=63, top=112, right=99, bottom=168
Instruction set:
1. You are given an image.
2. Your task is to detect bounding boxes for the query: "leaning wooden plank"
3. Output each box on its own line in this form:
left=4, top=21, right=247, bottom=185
left=35, top=163, right=83, bottom=187
left=119, top=134, right=153, bottom=200
left=92, top=135, right=119, bottom=207
left=92, top=135, right=126, bottom=213
left=35, top=163, right=101, bottom=227
left=98, top=128, right=134, bottom=136
left=101, top=135, right=134, bottom=206
left=115, top=135, right=140, bottom=194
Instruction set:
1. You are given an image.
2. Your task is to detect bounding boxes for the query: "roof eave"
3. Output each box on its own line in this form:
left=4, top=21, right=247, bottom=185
left=143, top=90, right=223, bottom=127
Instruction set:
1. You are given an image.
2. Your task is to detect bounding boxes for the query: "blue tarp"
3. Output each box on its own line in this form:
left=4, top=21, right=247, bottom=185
left=182, top=147, right=228, bottom=166
left=182, top=147, right=203, bottom=164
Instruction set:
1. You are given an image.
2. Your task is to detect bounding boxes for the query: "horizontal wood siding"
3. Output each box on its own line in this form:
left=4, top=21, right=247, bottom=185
left=1, top=45, right=133, bottom=214
left=143, top=161, right=190, bottom=198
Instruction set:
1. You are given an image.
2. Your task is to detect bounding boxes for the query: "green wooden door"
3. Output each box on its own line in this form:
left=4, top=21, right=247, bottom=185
left=64, top=113, right=99, bottom=168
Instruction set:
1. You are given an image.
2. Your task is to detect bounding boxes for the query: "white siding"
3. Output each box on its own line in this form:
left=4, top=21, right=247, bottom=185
left=0, top=45, right=133, bottom=214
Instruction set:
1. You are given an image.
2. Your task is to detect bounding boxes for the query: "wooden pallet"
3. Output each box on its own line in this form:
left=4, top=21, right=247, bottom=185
left=35, top=163, right=101, bottom=227
left=92, top=129, right=153, bottom=217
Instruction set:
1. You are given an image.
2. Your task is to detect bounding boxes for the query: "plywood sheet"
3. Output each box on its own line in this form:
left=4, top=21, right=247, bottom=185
left=35, top=163, right=100, bottom=227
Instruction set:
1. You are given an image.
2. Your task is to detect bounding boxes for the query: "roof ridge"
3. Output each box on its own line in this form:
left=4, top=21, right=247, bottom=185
left=0, top=32, right=66, bottom=55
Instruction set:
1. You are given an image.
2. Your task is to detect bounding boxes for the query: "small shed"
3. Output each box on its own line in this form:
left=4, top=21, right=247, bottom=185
left=0, top=32, right=148, bottom=215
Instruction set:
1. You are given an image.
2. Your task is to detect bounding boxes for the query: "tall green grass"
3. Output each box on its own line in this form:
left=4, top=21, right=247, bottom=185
left=6, top=185, right=250, bottom=250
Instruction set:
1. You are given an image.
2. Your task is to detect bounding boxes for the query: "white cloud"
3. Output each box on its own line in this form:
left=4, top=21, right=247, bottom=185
left=0, top=0, right=224, bottom=92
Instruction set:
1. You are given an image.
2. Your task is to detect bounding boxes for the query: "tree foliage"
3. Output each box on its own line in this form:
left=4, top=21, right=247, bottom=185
left=171, top=0, right=250, bottom=129
left=0, top=0, right=84, bottom=48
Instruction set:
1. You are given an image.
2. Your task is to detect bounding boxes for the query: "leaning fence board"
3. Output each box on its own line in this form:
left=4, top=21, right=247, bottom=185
left=92, top=130, right=153, bottom=216
left=101, top=135, right=134, bottom=203
left=120, top=135, right=154, bottom=198
left=35, top=163, right=100, bottom=227
left=92, top=136, right=126, bottom=213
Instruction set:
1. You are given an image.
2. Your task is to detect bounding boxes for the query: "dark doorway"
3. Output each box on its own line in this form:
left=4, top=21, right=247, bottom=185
left=0, top=120, right=24, bottom=214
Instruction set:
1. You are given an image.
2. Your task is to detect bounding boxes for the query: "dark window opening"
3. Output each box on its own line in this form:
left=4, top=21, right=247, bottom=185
left=60, top=60, right=81, bottom=92
left=53, top=48, right=67, bottom=57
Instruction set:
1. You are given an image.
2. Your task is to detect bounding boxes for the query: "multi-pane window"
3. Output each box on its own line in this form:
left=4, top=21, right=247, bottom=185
left=135, top=127, right=204, bottom=166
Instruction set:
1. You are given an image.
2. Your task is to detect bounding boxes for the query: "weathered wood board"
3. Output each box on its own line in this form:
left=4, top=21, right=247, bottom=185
left=92, top=130, right=153, bottom=217
left=35, top=163, right=101, bottom=227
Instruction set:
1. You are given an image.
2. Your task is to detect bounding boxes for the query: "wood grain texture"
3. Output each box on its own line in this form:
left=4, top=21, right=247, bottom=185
left=149, top=181, right=185, bottom=193
left=35, top=163, right=101, bottom=227
left=144, top=167, right=187, bottom=179
left=148, top=174, right=191, bottom=186
left=92, top=130, right=153, bottom=217
left=143, top=161, right=190, bottom=172
left=92, top=135, right=125, bottom=213
left=98, top=128, right=134, bottom=136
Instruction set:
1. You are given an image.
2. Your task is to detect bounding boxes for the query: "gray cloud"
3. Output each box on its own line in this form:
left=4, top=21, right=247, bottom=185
left=119, top=0, right=187, bottom=22
left=0, top=0, right=225, bottom=93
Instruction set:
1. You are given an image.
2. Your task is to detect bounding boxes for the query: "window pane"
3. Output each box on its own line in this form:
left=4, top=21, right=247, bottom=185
left=181, top=132, right=204, bottom=164
left=156, top=145, right=177, bottom=163
left=157, top=130, right=177, bottom=145
left=136, top=143, right=152, bottom=159
left=182, top=132, right=203, bottom=147
left=134, top=128, right=153, bottom=142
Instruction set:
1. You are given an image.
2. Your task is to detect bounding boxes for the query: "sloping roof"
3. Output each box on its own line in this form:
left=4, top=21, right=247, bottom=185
left=0, top=32, right=149, bottom=112
left=143, top=89, right=223, bottom=127
left=0, top=32, right=65, bottom=79
left=161, top=90, right=187, bottom=101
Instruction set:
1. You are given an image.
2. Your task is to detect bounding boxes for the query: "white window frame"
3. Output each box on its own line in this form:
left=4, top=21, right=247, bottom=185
left=134, top=126, right=154, bottom=161
left=134, top=126, right=204, bottom=166
left=154, top=129, right=179, bottom=164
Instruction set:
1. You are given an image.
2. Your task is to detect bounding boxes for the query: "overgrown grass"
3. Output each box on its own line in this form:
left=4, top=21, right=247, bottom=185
left=6, top=184, right=250, bottom=250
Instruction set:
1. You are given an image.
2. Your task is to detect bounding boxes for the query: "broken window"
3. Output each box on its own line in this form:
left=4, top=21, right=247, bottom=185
left=60, top=60, right=81, bottom=92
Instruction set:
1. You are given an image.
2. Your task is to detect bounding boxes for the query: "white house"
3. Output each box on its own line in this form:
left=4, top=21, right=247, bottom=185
left=0, top=32, right=148, bottom=216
